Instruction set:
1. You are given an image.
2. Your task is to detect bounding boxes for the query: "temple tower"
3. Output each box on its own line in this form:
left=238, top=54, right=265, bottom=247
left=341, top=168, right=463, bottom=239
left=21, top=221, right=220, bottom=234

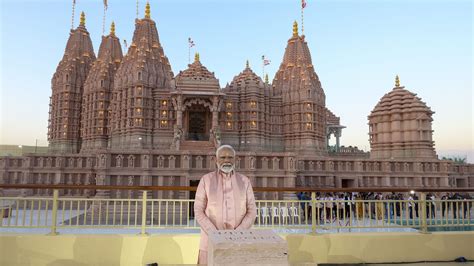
left=109, top=3, right=174, bottom=150
left=222, top=61, right=273, bottom=151
left=48, top=12, right=96, bottom=153
left=81, top=22, right=123, bottom=152
left=272, top=22, right=326, bottom=153
left=369, top=76, right=436, bottom=159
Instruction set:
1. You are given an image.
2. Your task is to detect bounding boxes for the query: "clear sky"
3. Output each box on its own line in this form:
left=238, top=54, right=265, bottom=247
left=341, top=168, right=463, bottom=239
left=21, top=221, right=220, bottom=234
left=0, top=0, right=472, bottom=161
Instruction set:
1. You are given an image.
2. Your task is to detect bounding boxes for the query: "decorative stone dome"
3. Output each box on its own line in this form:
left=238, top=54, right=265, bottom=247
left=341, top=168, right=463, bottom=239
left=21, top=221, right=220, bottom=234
left=227, top=61, right=264, bottom=90
left=176, top=53, right=217, bottom=81
left=368, top=76, right=436, bottom=159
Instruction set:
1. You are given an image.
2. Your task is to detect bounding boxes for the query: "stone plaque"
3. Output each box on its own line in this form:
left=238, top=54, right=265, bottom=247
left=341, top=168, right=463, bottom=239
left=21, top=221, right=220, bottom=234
left=208, top=229, right=288, bottom=265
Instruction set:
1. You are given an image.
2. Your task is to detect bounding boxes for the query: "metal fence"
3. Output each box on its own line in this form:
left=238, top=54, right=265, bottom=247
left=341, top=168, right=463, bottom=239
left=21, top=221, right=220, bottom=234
left=1, top=189, right=472, bottom=235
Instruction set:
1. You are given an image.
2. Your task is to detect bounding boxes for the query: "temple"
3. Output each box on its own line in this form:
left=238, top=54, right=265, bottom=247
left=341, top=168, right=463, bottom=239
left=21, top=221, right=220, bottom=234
left=1, top=3, right=472, bottom=199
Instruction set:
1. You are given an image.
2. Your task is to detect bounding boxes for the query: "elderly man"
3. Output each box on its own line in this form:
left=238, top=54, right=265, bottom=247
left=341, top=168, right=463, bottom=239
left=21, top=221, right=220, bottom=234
left=194, top=144, right=257, bottom=264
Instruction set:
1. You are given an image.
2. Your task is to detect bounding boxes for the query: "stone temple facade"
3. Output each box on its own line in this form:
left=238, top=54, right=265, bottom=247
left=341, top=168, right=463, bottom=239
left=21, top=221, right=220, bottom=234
left=1, top=4, right=473, bottom=199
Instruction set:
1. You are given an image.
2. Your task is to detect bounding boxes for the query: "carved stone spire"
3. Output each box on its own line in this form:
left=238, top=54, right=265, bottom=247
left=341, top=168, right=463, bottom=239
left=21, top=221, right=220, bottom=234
left=272, top=21, right=326, bottom=153
left=81, top=22, right=123, bottom=152
left=48, top=14, right=96, bottom=153
left=110, top=5, right=174, bottom=149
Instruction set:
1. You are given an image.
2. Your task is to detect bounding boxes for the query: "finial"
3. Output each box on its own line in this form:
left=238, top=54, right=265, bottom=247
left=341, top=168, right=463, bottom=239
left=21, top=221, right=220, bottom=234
left=395, top=75, right=400, bottom=87
left=246, top=60, right=249, bottom=69
left=293, top=21, right=298, bottom=37
left=80, top=11, right=86, bottom=27
left=110, top=21, right=116, bottom=36
left=194, top=52, right=200, bottom=62
left=145, top=1, right=151, bottom=19
left=265, top=74, right=269, bottom=84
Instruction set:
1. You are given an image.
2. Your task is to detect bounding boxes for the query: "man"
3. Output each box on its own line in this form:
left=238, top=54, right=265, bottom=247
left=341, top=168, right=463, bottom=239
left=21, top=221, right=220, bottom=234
left=194, top=145, right=257, bottom=264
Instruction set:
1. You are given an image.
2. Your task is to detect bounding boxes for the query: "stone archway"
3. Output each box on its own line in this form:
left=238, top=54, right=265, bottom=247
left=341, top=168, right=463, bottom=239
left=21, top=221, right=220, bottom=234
left=183, top=99, right=212, bottom=141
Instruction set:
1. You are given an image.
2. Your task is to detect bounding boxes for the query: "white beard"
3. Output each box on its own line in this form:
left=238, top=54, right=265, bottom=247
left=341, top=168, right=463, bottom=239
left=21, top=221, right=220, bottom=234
left=219, top=163, right=234, bottom=174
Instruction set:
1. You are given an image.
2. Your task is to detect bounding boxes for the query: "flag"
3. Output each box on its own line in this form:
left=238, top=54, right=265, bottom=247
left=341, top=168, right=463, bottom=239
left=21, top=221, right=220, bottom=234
left=103, top=0, right=108, bottom=10
left=123, top=39, right=128, bottom=49
left=262, top=55, right=270, bottom=66
left=302, top=0, right=307, bottom=9
left=188, top=37, right=195, bottom=48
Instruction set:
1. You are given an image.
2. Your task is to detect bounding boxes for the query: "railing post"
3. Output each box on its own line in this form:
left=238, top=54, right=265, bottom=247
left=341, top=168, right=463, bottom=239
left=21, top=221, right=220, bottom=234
left=48, top=189, right=59, bottom=236
left=311, top=192, right=317, bottom=234
left=140, top=190, right=148, bottom=235
left=420, top=192, right=429, bottom=234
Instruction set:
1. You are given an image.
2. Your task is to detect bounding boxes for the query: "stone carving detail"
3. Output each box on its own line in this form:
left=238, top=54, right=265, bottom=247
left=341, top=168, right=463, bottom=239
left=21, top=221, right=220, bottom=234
left=249, top=156, right=255, bottom=170
left=128, top=155, right=135, bottom=168
left=196, top=156, right=203, bottom=169
left=172, top=126, right=183, bottom=150
left=168, top=155, right=176, bottom=169
left=142, top=155, right=150, bottom=168
left=235, top=156, right=241, bottom=169
left=261, top=157, right=268, bottom=169
left=157, top=155, right=165, bottom=168
left=272, top=157, right=280, bottom=171
left=99, top=154, right=107, bottom=168
left=116, top=155, right=123, bottom=168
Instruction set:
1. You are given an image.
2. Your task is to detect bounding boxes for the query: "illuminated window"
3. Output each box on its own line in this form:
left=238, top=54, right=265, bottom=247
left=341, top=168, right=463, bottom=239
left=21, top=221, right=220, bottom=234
left=306, top=113, right=312, bottom=120
left=160, top=120, right=168, bottom=128
left=226, top=112, right=232, bottom=119
left=136, top=98, right=142, bottom=104
left=250, top=101, right=257, bottom=108
left=306, top=123, right=312, bottom=130
left=251, top=121, right=257, bottom=128
left=99, top=101, right=104, bottom=107
left=252, top=111, right=257, bottom=117
left=226, top=102, right=232, bottom=109
left=306, top=103, right=311, bottom=110
left=162, top=110, right=167, bottom=117
left=136, top=108, right=141, bottom=114
left=226, top=122, right=232, bottom=129
left=98, top=111, right=104, bottom=116
left=63, top=125, right=67, bottom=128
left=162, top=100, right=167, bottom=106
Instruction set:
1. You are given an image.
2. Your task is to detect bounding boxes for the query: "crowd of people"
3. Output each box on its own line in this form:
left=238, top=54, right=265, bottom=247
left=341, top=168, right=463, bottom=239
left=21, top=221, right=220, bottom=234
left=296, top=191, right=473, bottom=223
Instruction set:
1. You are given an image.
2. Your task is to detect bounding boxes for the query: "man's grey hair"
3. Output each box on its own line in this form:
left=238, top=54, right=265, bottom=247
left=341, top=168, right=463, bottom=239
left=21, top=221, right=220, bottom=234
left=216, top=144, right=236, bottom=158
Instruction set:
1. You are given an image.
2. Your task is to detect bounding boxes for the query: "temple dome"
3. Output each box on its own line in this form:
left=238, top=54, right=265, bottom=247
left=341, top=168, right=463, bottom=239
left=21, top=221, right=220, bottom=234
left=176, top=54, right=217, bottom=81
left=368, top=77, right=436, bottom=160
left=371, top=86, right=433, bottom=116
left=227, top=62, right=263, bottom=89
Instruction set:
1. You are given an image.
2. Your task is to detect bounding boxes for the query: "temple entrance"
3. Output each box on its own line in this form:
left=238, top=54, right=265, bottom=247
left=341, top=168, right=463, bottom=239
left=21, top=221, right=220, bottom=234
left=185, top=103, right=211, bottom=141
left=341, top=179, right=356, bottom=188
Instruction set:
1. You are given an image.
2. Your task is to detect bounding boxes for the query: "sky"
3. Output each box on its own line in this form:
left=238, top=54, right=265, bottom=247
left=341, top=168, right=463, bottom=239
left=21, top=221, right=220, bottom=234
left=0, top=0, right=472, bottom=161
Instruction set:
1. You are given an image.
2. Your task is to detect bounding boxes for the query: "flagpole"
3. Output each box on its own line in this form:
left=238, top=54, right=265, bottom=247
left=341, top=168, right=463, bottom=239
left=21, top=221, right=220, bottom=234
left=102, top=4, right=106, bottom=35
left=136, top=0, right=139, bottom=20
left=301, top=0, right=305, bottom=35
left=71, top=0, right=76, bottom=29
left=188, top=44, right=191, bottom=64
